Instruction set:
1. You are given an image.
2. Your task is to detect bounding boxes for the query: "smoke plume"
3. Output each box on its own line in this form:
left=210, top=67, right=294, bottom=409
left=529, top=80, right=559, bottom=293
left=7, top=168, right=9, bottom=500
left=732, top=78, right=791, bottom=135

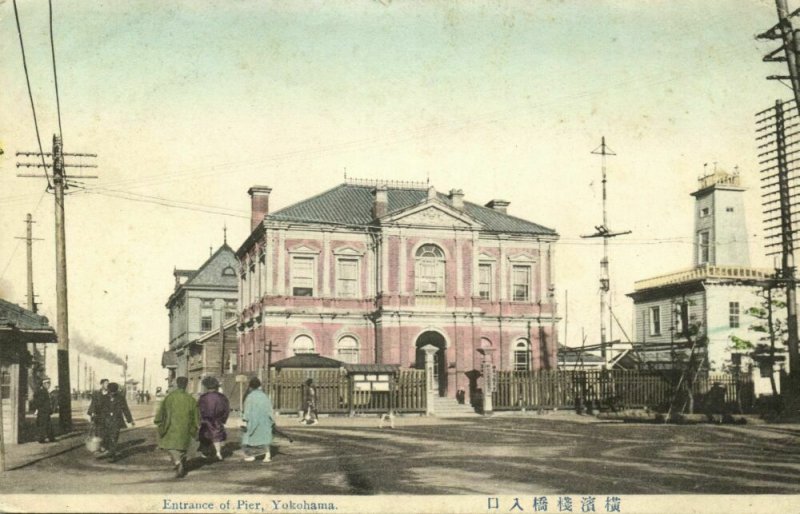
left=72, top=333, right=126, bottom=366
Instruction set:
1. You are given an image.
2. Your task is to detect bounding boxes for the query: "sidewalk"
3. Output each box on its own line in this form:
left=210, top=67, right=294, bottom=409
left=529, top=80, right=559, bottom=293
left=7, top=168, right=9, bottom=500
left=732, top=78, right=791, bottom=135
left=3, top=401, right=155, bottom=471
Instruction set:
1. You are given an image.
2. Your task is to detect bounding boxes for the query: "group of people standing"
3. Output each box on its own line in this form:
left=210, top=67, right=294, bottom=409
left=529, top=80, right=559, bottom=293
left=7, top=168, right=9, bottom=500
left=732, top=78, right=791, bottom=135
left=154, top=375, right=276, bottom=478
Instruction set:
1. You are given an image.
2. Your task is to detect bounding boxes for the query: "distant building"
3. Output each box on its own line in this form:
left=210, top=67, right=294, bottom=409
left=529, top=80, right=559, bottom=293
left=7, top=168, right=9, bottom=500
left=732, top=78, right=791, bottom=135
left=186, top=318, right=238, bottom=395
left=627, top=170, right=781, bottom=395
left=0, top=299, right=56, bottom=444
left=162, top=241, right=238, bottom=388
left=235, top=179, right=560, bottom=400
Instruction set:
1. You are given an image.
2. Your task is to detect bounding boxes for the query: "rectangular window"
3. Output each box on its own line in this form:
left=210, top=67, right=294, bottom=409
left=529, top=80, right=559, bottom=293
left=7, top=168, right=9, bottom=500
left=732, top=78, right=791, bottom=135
left=649, top=306, right=661, bottom=336
left=700, top=207, right=710, bottom=218
left=224, top=299, right=237, bottom=320
left=698, top=231, right=710, bottom=264
left=0, top=365, right=10, bottom=400
left=729, top=301, right=740, bottom=328
left=337, top=258, right=359, bottom=298
left=512, top=265, right=531, bottom=302
left=200, top=299, right=213, bottom=332
left=292, top=256, right=315, bottom=296
left=478, top=263, right=492, bottom=300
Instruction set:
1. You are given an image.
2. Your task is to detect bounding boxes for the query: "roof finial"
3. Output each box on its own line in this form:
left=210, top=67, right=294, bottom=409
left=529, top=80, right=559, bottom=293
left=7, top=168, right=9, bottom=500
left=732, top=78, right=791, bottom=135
left=344, top=167, right=347, bottom=182
left=426, top=170, right=430, bottom=187
left=209, top=246, right=212, bottom=257
left=223, top=222, right=227, bottom=245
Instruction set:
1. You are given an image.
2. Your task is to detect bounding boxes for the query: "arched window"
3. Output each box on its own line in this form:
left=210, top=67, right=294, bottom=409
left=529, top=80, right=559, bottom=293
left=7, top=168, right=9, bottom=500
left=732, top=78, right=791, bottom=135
left=222, top=266, right=236, bottom=277
left=336, top=336, right=359, bottom=364
left=292, top=335, right=315, bottom=355
left=415, top=244, right=445, bottom=295
left=513, top=339, right=531, bottom=371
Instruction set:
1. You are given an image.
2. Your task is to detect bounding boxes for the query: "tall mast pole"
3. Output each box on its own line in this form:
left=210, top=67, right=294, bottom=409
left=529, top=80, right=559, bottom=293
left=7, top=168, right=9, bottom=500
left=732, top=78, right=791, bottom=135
left=582, top=137, right=631, bottom=367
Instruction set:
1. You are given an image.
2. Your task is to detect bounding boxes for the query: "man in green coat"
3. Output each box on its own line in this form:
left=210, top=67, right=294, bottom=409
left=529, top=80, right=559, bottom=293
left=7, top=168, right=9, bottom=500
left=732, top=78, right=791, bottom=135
left=154, top=376, right=199, bottom=478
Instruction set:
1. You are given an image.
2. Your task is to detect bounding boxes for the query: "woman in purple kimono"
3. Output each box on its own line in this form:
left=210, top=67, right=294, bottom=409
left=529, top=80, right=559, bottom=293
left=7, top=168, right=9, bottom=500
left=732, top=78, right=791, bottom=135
left=198, top=376, right=230, bottom=461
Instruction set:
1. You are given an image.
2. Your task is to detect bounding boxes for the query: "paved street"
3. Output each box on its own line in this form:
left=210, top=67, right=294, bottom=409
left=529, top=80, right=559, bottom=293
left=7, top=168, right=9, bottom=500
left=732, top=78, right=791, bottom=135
left=2, top=412, right=799, bottom=495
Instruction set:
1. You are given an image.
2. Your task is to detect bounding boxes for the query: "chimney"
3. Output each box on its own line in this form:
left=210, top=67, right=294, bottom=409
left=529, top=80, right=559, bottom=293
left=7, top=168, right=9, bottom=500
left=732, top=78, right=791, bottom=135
left=372, top=185, right=388, bottom=219
left=248, top=186, right=272, bottom=232
left=427, top=185, right=437, bottom=200
left=448, top=189, right=464, bottom=210
left=485, top=199, right=510, bottom=214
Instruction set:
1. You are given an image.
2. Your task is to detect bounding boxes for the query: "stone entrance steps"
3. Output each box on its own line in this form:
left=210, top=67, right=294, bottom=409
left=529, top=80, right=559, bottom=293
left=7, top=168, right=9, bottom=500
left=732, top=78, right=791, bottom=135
left=432, top=397, right=480, bottom=417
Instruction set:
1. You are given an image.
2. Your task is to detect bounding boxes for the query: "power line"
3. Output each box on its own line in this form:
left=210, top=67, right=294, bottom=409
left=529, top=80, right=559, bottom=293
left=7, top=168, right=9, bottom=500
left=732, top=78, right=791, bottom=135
left=49, top=0, right=63, bottom=140
left=76, top=189, right=249, bottom=219
left=12, top=0, right=52, bottom=189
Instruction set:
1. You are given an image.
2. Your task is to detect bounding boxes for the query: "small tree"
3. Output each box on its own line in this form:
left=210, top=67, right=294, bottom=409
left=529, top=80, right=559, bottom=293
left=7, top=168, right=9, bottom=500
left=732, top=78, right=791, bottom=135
left=729, top=287, right=787, bottom=399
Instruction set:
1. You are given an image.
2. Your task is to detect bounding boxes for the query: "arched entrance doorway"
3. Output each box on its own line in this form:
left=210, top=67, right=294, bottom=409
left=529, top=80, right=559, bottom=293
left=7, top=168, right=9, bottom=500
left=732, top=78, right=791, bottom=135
left=415, top=331, right=447, bottom=397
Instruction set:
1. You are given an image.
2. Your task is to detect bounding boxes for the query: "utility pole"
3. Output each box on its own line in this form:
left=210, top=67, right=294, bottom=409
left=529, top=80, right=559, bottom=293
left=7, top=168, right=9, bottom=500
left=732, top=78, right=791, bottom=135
left=141, top=357, right=146, bottom=394
left=16, top=136, right=97, bottom=430
left=76, top=352, right=80, bottom=399
left=758, top=2, right=800, bottom=408
left=15, top=213, right=43, bottom=312
left=581, top=137, right=631, bottom=366
left=264, top=341, right=280, bottom=384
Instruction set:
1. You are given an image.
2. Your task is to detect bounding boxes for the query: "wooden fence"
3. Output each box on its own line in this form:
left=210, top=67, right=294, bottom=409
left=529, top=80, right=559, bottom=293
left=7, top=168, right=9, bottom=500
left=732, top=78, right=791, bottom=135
left=224, top=369, right=427, bottom=415
left=492, top=370, right=754, bottom=412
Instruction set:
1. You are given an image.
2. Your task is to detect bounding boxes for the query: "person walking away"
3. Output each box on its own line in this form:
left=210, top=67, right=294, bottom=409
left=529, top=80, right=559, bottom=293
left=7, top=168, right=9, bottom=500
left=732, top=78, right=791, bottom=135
left=98, top=382, right=134, bottom=460
left=87, top=379, right=110, bottom=452
left=241, top=377, right=273, bottom=463
left=198, top=376, right=230, bottom=461
left=300, top=378, right=318, bottom=425
left=32, top=378, right=55, bottom=443
left=155, top=376, right=199, bottom=478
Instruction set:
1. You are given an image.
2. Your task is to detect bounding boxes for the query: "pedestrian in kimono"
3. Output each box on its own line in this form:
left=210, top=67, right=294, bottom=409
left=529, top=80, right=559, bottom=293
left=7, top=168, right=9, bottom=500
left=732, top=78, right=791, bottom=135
left=241, top=377, right=273, bottom=463
left=198, top=376, right=230, bottom=461
left=154, top=376, right=200, bottom=478
left=98, top=382, right=134, bottom=460
left=32, top=378, right=55, bottom=443
left=300, top=378, right=318, bottom=425
left=87, top=378, right=110, bottom=452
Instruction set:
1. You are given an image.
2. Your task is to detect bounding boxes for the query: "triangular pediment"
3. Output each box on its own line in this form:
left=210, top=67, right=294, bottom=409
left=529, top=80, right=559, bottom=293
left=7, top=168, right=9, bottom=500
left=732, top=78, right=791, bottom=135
left=383, top=200, right=481, bottom=228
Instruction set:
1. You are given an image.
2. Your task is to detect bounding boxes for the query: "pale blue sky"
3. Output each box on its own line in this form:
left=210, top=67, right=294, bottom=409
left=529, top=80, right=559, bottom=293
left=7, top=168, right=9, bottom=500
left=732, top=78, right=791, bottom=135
left=0, top=0, right=786, bottom=383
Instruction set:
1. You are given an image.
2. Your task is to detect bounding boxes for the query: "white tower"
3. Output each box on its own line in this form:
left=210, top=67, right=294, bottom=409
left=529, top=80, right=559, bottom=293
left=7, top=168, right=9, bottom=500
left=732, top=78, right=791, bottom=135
left=691, top=168, right=750, bottom=268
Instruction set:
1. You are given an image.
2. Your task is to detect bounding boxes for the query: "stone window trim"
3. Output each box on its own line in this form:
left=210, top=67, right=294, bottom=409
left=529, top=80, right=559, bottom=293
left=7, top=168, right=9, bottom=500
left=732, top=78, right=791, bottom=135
left=478, top=262, right=493, bottom=300
left=414, top=243, right=446, bottom=296
left=513, top=338, right=531, bottom=371
left=291, top=255, right=316, bottom=297
left=336, top=257, right=360, bottom=298
left=291, top=333, right=316, bottom=355
left=333, top=246, right=365, bottom=257
left=336, top=335, right=360, bottom=364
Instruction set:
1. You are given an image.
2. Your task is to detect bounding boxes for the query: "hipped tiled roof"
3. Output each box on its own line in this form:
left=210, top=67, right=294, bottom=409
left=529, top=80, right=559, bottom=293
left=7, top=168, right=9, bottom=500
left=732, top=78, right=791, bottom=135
left=267, top=184, right=556, bottom=236
left=272, top=353, right=344, bottom=369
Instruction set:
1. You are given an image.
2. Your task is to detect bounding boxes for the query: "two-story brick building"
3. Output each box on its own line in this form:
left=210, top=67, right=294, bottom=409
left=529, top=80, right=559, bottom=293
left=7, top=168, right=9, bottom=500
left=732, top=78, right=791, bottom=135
left=235, top=179, right=560, bottom=399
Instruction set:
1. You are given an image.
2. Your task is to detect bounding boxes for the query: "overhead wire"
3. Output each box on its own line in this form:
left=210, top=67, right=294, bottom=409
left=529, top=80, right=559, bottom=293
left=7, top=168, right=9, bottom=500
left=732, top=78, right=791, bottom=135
left=12, top=0, right=53, bottom=189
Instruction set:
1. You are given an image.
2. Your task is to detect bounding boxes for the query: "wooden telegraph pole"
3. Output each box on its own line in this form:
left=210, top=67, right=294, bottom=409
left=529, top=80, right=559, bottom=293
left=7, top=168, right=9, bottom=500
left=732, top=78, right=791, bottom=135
left=16, top=136, right=97, bottom=430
